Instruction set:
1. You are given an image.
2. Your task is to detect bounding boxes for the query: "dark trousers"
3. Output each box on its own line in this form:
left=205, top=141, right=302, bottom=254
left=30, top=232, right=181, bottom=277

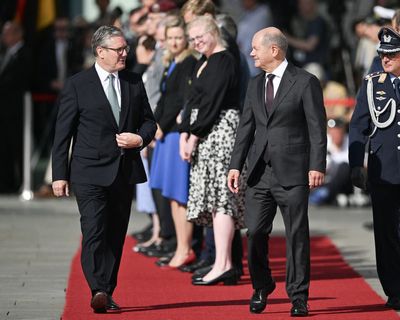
left=370, top=184, right=400, bottom=298
left=245, top=163, right=310, bottom=301
left=72, top=166, right=134, bottom=296
left=147, top=146, right=175, bottom=239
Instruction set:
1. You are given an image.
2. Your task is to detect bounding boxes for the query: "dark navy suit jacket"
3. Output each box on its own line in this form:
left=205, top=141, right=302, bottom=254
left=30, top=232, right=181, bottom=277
left=52, top=65, right=156, bottom=186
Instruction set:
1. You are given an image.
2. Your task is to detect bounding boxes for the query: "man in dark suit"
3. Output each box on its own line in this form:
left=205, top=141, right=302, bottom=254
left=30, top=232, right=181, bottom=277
left=52, top=25, right=156, bottom=313
left=0, top=21, right=31, bottom=193
left=228, top=27, right=326, bottom=317
left=349, top=26, right=400, bottom=311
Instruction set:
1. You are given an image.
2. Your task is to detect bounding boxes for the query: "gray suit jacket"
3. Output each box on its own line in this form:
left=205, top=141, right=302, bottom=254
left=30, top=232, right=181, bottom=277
left=229, top=62, right=327, bottom=187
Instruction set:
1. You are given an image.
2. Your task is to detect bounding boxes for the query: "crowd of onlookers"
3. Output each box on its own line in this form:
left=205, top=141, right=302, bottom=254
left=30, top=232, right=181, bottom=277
left=1, top=0, right=399, bottom=284
left=0, top=0, right=370, bottom=200
left=1, top=2, right=398, bottom=201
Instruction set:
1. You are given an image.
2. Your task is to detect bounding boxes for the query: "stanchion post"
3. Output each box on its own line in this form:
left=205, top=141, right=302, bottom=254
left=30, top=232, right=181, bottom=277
left=20, top=91, right=34, bottom=201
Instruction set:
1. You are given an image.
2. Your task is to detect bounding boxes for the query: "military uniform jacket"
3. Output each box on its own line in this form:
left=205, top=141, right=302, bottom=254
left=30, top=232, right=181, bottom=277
left=349, top=71, right=400, bottom=184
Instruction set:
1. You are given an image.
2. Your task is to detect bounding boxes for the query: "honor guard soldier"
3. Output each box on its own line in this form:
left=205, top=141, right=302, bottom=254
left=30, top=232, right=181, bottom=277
left=349, top=26, right=400, bottom=311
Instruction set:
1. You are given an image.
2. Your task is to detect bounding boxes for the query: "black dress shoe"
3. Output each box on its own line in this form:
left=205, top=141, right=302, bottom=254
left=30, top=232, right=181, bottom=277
left=106, top=296, right=121, bottom=310
left=91, top=291, right=108, bottom=313
left=131, top=224, right=153, bottom=242
left=192, top=266, right=242, bottom=282
left=192, top=262, right=214, bottom=276
left=192, top=268, right=237, bottom=286
left=155, top=255, right=172, bottom=267
left=386, top=296, right=400, bottom=310
left=249, top=281, right=276, bottom=314
left=144, top=239, right=176, bottom=257
left=290, top=299, right=309, bottom=317
left=180, top=258, right=213, bottom=273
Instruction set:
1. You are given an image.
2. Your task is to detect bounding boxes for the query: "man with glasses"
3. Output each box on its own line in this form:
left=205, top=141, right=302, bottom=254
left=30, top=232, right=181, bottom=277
left=349, top=26, right=400, bottom=311
left=51, top=25, right=156, bottom=313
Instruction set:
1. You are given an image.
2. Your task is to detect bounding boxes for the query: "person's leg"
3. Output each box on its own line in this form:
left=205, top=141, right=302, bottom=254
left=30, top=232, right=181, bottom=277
left=232, top=229, right=243, bottom=275
left=370, top=184, right=400, bottom=299
left=245, top=165, right=277, bottom=290
left=273, top=180, right=310, bottom=302
left=202, top=212, right=235, bottom=281
left=72, top=182, right=109, bottom=294
left=169, top=200, right=194, bottom=267
left=105, top=172, right=134, bottom=295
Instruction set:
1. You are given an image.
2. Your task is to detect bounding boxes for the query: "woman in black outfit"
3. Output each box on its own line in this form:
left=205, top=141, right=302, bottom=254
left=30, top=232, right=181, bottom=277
left=180, top=16, right=246, bottom=285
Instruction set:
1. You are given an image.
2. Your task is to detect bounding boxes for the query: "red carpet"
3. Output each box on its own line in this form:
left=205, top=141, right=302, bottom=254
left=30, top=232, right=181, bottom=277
left=62, top=236, right=400, bottom=319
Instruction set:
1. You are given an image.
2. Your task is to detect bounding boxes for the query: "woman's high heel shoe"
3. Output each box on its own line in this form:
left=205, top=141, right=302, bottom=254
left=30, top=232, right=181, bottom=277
left=163, top=251, right=196, bottom=269
left=191, top=268, right=237, bottom=286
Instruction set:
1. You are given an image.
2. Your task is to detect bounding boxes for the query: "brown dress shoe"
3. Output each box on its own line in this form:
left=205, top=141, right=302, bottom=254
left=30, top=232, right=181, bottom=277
left=91, top=291, right=108, bottom=313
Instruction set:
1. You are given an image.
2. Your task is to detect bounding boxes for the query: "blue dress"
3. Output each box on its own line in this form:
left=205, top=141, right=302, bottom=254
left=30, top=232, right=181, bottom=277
left=150, top=132, right=190, bottom=205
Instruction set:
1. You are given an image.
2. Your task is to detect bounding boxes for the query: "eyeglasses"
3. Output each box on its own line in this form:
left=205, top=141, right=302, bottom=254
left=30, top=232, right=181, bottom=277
left=102, top=45, right=130, bottom=55
left=379, top=52, right=400, bottom=59
left=188, top=31, right=210, bottom=44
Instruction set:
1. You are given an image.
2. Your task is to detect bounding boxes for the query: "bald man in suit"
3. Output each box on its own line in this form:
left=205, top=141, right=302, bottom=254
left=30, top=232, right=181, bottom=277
left=228, top=27, right=326, bottom=317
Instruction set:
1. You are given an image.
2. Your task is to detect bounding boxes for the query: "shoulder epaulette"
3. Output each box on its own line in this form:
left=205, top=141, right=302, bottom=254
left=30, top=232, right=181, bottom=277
left=364, top=71, right=385, bottom=80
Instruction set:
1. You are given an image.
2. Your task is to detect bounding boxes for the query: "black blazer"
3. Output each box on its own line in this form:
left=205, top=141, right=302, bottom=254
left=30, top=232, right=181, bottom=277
left=154, top=55, right=197, bottom=134
left=229, top=63, right=327, bottom=187
left=52, top=65, right=156, bottom=186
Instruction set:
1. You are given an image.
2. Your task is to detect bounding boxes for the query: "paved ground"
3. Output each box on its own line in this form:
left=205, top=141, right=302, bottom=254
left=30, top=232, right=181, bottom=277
left=0, top=195, right=394, bottom=319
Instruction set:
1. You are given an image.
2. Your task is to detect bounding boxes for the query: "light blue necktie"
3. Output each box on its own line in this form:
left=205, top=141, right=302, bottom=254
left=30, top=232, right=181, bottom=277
left=107, top=74, right=120, bottom=124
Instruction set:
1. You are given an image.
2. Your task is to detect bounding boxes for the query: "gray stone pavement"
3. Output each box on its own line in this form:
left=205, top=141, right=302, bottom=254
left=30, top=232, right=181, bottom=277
left=0, top=195, right=395, bottom=319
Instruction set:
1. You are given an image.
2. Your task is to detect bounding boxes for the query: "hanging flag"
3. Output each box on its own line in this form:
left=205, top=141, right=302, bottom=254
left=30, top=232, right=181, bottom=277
left=37, top=0, right=56, bottom=30
left=14, top=0, right=27, bottom=24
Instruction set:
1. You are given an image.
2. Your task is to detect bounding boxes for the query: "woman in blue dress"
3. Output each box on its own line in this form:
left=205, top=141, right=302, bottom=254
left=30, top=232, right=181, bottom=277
left=150, top=16, right=197, bottom=268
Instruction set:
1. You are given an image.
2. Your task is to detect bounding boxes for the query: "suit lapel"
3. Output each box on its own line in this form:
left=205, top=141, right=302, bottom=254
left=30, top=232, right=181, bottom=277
left=119, top=75, right=130, bottom=131
left=256, top=73, right=268, bottom=120
left=89, top=66, right=119, bottom=130
left=268, top=63, right=297, bottom=119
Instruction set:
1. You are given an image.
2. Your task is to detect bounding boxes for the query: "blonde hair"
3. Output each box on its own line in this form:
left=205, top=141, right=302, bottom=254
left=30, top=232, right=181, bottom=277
left=162, top=15, right=194, bottom=66
left=186, top=15, right=226, bottom=48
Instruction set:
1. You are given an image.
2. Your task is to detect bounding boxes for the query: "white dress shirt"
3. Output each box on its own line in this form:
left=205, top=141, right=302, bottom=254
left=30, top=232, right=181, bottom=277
left=95, top=62, right=121, bottom=107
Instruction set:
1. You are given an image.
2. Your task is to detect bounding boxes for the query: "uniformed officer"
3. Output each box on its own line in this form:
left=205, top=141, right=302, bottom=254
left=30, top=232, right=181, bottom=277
left=349, top=26, right=400, bottom=310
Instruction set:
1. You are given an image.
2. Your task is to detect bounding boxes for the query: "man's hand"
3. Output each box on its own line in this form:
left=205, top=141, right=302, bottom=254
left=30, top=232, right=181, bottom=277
left=351, top=166, right=368, bottom=190
left=52, top=180, right=69, bottom=197
left=155, top=124, right=163, bottom=140
left=308, top=170, right=325, bottom=189
left=116, top=133, right=143, bottom=148
left=227, top=169, right=240, bottom=193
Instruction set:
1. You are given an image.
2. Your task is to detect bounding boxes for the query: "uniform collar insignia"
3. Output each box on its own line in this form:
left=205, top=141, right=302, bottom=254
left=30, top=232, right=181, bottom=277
left=378, top=73, right=387, bottom=83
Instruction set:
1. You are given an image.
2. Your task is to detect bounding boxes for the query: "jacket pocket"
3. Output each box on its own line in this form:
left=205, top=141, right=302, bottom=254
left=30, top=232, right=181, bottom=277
left=369, top=141, right=382, bottom=155
left=73, top=146, right=100, bottom=159
left=285, top=143, right=308, bottom=154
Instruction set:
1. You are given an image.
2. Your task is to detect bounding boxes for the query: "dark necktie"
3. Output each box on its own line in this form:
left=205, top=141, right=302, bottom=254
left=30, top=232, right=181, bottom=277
left=265, top=74, right=275, bottom=114
left=394, top=78, right=400, bottom=101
